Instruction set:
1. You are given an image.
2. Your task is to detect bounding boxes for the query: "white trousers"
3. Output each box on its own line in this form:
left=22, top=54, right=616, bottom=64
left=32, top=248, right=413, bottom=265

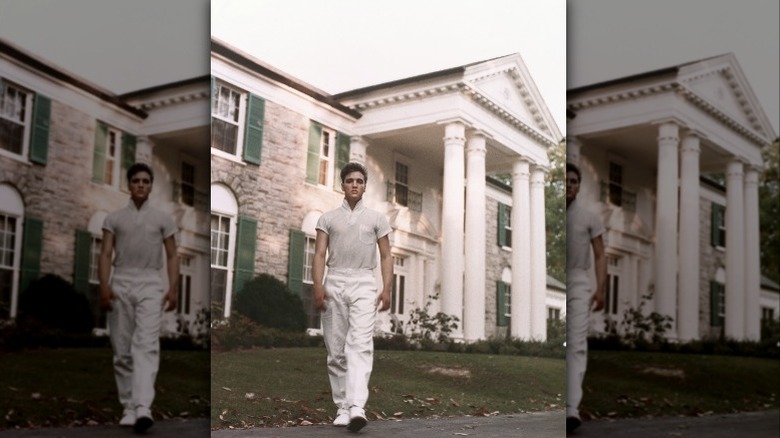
left=107, top=268, right=164, bottom=411
left=321, top=269, right=377, bottom=410
left=566, top=268, right=591, bottom=419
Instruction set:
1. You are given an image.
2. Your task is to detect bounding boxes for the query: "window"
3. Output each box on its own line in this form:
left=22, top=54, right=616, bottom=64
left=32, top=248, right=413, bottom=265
left=306, top=122, right=349, bottom=188
left=181, top=162, right=195, bottom=207
left=210, top=213, right=232, bottom=305
left=605, top=256, right=620, bottom=315
left=761, top=307, right=775, bottom=322
left=497, top=203, right=512, bottom=248
left=211, top=82, right=244, bottom=155
left=497, top=281, right=511, bottom=327
left=711, top=203, right=726, bottom=247
left=392, top=256, right=407, bottom=315
left=548, top=307, right=561, bottom=320
left=710, top=281, right=725, bottom=327
left=92, top=122, right=135, bottom=190
left=87, top=235, right=107, bottom=329
left=395, top=162, right=409, bottom=206
left=0, top=81, right=32, bottom=157
left=178, top=255, right=192, bottom=316
left=0, top=214, right=18, bottom=319
left=608, top=161, right=623, bottom=207
left=301, top=236, right=320, bottom=329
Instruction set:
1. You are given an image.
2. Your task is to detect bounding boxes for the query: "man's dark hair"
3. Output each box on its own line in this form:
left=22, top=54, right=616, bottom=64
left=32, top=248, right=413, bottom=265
left=566, top=162, right=581, bottom=182
left=127, top=162, right=154, bottom=184
left=340, top=162, right=368, bottom=183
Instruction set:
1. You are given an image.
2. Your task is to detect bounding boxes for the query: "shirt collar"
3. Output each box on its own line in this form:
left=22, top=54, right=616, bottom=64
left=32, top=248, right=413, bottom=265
left=127, top=198, right=150, bottom=212
left=341, top=198, right=366, bottom=213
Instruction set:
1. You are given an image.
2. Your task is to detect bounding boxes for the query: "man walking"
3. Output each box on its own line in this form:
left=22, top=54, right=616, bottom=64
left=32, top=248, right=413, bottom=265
left=99, top=162, right=179, bottom=433
left=566, top=162, right=607, bottom=434
left=312, top=162, right=393, bottom=432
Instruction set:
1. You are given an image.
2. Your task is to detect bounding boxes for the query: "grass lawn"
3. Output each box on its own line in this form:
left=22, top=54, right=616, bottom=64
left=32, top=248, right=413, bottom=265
left=581, top=350, right=780, bottom=420
left=0, top=347, right=210, bottom=429
left=211, top=347, right=565, bottom=429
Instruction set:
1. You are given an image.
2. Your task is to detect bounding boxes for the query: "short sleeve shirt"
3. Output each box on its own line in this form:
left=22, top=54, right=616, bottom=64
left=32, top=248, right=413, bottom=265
left=316, top=199, right=392, bottom=270
left=566, top=197, right=606, bottom=272
left=103, top=199, right=177, bottom=270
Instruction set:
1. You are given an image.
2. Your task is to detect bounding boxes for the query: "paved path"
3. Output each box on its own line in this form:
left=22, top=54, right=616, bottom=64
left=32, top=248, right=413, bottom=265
left=210, top=411, right=563, bottom=438
left=1, top=410, right=777, bottom=437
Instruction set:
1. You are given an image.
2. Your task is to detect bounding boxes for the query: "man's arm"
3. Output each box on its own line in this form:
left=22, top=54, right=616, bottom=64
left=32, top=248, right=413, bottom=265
left=163, top=235, right=179, bottom=312
left=591, top=234, right=607, bottom=311
left=376, top=235, right=393, bottom=311
left=98, top=230, right=115, bottom=312
left=312, top=230, right=329, bottom=311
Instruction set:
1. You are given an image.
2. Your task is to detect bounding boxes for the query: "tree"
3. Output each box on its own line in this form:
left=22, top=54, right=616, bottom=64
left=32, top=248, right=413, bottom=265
left=545, top=139, right=566, bottom=283
left=759, top=138, right=779, bottom=283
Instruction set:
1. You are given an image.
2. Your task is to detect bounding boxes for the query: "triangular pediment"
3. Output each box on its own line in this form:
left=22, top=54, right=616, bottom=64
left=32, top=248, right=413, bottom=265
left=679, top=54, right=774, bottom=139
left=465, top=54, right=561, bottom=142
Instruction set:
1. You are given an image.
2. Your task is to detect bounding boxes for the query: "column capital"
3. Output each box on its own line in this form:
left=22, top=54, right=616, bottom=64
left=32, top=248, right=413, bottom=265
left=744, top=167, right=760, bottom=186
left=135, top=136, right=154, bottom=165
left=466, top=133, right=487, bottom=155
left=512, top=157, right=531, bottom=180
left=655, top=120, right=680, bottom=144
left=680, top=132, right=701, bottom=154
left=726, top=158, right=746, bottom=176
left=350, top=136, right=369, bottom=164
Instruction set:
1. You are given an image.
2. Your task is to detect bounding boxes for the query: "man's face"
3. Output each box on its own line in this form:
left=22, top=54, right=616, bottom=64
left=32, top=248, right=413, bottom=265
left=566, top=170, right=580, bottom=203
left=342, top=171, right=366, bottom=203
left=129, top=171, right=153, bottom=203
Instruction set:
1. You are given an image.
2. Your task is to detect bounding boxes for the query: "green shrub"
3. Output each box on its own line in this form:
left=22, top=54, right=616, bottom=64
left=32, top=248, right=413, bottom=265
left=233, top=274, right=306, bottom=332
left=211, top=314, right=323, bottom=351
left=17, top=274, right=94, bottom=334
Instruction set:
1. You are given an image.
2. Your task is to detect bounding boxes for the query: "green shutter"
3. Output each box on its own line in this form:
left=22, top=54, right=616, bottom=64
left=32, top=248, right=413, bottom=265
left=497, top=281, right=508, bottom=327
left=233, top=216, right=257, bottom=295
left=29, top=94, right=51, bottom=165
left=243, top=94, right=264, bottom=165
left=92, top=122, right=108, bottom=183
left=710, top=281, right=721, bottom=327
left=497, top=202, right=508, bottom=247
left=288, top=229, right=306, bottom=297
left=73, top=230, right=92, bottom=294
left=334, top=132, right=351, bottom=189
left=121, top=133, right=137, bottom=183
left=19, top=217, right=44, bottom=295
left=306, top=121, right=322, bottom=184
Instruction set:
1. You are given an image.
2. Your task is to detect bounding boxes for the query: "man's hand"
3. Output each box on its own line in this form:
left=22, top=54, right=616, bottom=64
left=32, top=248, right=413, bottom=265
left=99, top=288, right=115, bottom=312
left=314, top=286, right=329, bottom=312
left=163, top=289, right=178, bottom=312
left=591, top=291, right=605, bottom=312
left=376, top=289, right=391, bottom=312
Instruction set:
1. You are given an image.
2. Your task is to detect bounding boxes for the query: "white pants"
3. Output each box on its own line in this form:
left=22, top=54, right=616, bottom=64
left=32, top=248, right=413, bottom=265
left=107, top=268, right=164, bottom=411
left=321, top=269, right=377, bottom=410
left=566, top=268, right=591, bottom=419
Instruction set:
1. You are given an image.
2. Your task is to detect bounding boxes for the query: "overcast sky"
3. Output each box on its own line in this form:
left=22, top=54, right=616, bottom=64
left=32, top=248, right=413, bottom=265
left=568, top=0, right=779, bottom=137
left=211, top=0, right=567, bottom=135
left=0, top=0, right=209, bottom=94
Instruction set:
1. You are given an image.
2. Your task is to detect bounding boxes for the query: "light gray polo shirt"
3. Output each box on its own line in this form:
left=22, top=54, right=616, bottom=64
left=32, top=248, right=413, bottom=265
left=316, top=198, right=392, bottom=270
left=103, top=199, right=177, bottom=270
left=566, top=197, right=606, bottom=272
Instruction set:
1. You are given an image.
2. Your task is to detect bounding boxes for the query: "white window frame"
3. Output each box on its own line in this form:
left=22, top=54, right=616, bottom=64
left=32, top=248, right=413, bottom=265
left=210, top=81, right=247, bottom=162
left=0, top=80, right=34, bottom=162
left=180, top=158, right=196, bottom=207
left=303, top=235, right=316, bottom=284
left=392, top=256, right=407, bottom=315
left=0, top=213, right=22, bottom=319
left=317, top=127, right=336, bottom=187
left=210, top=212, right=236, bottom=309
left=178, top=254, right=193, bottom=316
left=606, top=255, right=620, bottom=315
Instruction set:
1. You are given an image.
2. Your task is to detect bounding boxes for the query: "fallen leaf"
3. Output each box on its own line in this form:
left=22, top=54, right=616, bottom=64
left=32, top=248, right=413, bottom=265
left=222, top=387, right=232, bottom=391
left=179, top=411, right=189, bottom=417
left=31, top=393, right=41, bottom=400
left=393, top=412, right=404, bottom=417
left=245, top=393, right=256, bottom=400
left=450, top=398, right=460, bottom=407
left=300, top=420, right=312, bottom=426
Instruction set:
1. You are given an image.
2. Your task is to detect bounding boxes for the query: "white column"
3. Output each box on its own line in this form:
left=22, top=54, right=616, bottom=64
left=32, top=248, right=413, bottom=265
left=725, top=159, right=745, bottom=339
left=530, top=165, right=548, bottom=341
left=440, top=122, right=466, bottom=336
left=677, top=132, right=701, bottom=341
left=349, top=136, right=368, bottom=165
left=464, top=132, right=487, bottom=341
left=743, top=166, right=761, bottom=341
left=566, top=136, right=582, bottom=166
left=511, top=158, right=532, bottom=339
left=654, top=122, right=679, bottom=338
left=136, top=135, right=154, bottom=164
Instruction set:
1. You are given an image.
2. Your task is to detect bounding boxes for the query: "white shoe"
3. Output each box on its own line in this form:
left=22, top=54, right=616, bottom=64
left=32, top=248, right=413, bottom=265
left=134, top=407, right=154, bottom=433
left=333, top=408, right=350, bottom=427
left=119, top=409, right=136, bottom=427
left=347, top=406, right=367, bottom=432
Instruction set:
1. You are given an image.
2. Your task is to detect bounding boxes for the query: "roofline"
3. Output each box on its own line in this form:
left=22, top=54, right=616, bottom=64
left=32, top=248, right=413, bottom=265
left=211, top=38, right=362, bottom=119
left=0, top=38, right=147, bottom=119
left=333, top=53, right=517, bottom=100
left=568, top=66, right=679, bottom=96
left=120, top=75, right=210, bottom=99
